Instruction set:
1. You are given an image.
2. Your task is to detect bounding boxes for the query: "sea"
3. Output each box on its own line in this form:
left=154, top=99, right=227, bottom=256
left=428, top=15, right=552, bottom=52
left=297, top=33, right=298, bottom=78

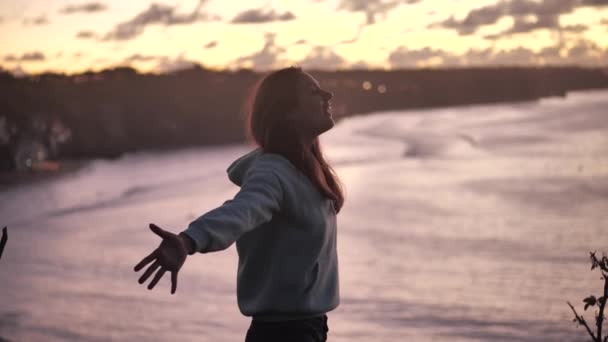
left=1, top=89, right=607, bottom=341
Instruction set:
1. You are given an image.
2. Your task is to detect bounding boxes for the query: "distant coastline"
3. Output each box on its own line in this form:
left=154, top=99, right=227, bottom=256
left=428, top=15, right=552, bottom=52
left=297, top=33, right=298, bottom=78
left=1, top=65, right=607, bottom=178
left=0, top=159, right=87, bottom=191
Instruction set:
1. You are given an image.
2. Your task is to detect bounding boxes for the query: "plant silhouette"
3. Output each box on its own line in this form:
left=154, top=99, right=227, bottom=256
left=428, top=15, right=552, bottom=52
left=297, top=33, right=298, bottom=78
left=0, top=226, right=7, bottom=260
left=568, top=251, right=608, bottom=342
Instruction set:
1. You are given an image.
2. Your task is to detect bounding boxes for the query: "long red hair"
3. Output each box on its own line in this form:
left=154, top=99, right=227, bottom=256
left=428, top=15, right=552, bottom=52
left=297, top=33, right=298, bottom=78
left=243, top=66, right=345, bottom=214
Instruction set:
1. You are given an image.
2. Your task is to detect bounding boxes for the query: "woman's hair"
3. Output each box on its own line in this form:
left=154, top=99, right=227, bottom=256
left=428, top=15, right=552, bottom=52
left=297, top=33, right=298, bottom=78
left=243, top=66, right=345, bottom=213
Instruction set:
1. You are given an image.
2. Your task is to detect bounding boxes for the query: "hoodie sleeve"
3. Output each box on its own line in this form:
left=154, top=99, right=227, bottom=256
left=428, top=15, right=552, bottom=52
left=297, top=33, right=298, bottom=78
left=181, top=158, right=284, bottom=253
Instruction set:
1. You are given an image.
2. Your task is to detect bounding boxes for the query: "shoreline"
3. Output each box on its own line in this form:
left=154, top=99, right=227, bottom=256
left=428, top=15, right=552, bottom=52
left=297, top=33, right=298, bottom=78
left=2, top=88, right=606, bottom=191
left=0, top=159, right=88, bottom=192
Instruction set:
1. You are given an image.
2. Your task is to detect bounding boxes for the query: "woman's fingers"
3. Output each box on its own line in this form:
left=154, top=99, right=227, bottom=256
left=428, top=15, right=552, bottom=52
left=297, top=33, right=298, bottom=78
left=147, top=268, right=166, bottom=290
left=134, top=250, right=157, bottom=272
left=138, top=260, right=160, bottom=284
left=149, top=223, right=169, bottom=239
left=137, top=224, right=183, bottom=293
left=171, top=271, right=178, bottom=295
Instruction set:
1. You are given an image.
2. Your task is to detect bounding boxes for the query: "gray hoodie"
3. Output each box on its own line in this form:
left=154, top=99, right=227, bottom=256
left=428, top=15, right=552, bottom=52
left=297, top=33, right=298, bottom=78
left=181, top=147, right=339, bottom=321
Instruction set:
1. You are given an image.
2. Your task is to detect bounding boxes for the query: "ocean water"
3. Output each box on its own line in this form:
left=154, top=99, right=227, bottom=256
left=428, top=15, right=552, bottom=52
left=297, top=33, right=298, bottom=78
left=1, top=90, right=607, bottom=341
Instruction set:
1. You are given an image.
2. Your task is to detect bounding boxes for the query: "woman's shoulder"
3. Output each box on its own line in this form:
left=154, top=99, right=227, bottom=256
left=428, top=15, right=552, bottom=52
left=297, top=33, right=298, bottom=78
left=234, top=149, right=307, bottom=191
left=251, top=153, right=312, bottom=191
left=255, top=152, right=297, bottom=173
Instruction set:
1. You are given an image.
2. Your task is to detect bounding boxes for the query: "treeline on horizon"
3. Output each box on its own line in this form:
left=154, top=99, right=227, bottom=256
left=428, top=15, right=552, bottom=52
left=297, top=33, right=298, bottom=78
left=1, top=65, right=607, bottom=171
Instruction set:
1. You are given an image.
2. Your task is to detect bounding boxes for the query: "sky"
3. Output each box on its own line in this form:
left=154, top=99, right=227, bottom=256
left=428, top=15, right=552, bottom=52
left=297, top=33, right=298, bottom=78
left=0, top=0, right=607, bottom=75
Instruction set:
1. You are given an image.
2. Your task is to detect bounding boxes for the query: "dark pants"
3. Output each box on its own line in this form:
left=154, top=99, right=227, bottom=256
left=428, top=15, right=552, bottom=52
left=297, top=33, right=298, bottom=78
left=245, top=315, right=329, bottom=342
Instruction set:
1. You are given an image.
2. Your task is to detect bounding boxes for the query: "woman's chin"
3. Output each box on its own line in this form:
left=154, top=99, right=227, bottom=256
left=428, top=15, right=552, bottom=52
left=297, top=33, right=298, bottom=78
left=326, top=114, right=335, bottom=129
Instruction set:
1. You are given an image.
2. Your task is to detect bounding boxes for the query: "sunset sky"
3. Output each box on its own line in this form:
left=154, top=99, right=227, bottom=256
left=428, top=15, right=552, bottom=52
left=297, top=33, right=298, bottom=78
left=1, top=0, right=607, bottom=75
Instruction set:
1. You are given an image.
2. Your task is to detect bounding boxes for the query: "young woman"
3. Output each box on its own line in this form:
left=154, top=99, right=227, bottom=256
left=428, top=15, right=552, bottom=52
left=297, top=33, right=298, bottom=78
left=134, top=66, right=345, bottom=342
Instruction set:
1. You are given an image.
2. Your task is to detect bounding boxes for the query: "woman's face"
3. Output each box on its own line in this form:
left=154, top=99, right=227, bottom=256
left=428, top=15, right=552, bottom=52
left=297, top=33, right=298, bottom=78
left=287, top=71, right=335, bottom=140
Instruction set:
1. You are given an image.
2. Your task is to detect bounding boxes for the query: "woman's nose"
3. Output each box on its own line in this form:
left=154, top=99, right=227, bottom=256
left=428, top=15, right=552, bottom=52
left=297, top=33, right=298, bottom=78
left=322, top=90, right=333, bottom=101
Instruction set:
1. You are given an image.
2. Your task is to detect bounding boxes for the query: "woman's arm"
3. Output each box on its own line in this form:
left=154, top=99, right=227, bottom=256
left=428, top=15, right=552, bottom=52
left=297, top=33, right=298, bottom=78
left=178, top=232, right=196, bottom=255
left=181, top=159, right=284, bottom=254
left=133, top=158, right=283, bottom=294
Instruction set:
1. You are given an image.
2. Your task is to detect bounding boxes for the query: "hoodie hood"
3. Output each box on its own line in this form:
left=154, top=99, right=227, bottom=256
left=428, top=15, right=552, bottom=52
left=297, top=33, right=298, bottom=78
left=227, top=147, right=264, bottom=186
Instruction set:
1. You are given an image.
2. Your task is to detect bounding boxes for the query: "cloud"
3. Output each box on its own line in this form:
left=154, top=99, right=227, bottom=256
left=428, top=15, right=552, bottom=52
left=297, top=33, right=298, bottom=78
left=230, top=8, right=296, bottom=24
left=102, top=0, right=219, bottom=41
left=293, top=39, right=308, bottom=45
left=203, top=40, right=218, bottom=49
left=1, top=65, right=27, bottom=77
left=23, top=15, right=50, bottom=26
left=336, top=24, right=364, bottom=45
left=115, top=52, right=200, bottom=72
left=59, top=2, right=108, bottom=14
left=124, top=53, right=159, bottom=62
left=430, top=0, right=606, bottom=38
left=388, top=46, right=454, bottom=67
left=336, top=0, right=422, bottom=25
left=565, top=38, right=608, bottom=65
left=156, top=53, right=200, bottom=73
left=501, top=14, right=560, bottom=35
left=298, top=46, right=347, bottom=70
left=3, top=51, right=46, bottom=62
left=561, top=24, right=588, bottom=32
left=479, top=41, right=608, bottom=66
left=431, top=6, right=503, bottom=35
left=459, top=48, right=494, bottom=66
left=484, top=22, right=588, bottom=40
left=350, top=59, right=371, bottom=69
left=490, top=46, right=537, bottom=65
left=93, top=57, right=110, bottom=64
left=76, top=30, right=98, bottom=39
left=582, top=0, right=608, bottom=4
left=387, top=41, right=608, bottom=68
left=234, top=32, right=287, bottom=70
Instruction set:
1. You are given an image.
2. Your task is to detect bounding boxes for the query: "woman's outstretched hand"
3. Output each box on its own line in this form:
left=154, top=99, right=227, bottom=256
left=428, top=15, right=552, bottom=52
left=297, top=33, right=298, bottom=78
left=134, top=223, right=189, bottom=294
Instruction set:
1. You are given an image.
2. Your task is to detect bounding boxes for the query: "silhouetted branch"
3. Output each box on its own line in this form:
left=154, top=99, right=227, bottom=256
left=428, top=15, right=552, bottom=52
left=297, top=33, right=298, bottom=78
left=568, top=251, right=608, bottom=342
left=0, top=226, right=7, bottom=260
left=569, top=301, right=599, bottom=341
left=596, top=264, right=608, bottom=339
